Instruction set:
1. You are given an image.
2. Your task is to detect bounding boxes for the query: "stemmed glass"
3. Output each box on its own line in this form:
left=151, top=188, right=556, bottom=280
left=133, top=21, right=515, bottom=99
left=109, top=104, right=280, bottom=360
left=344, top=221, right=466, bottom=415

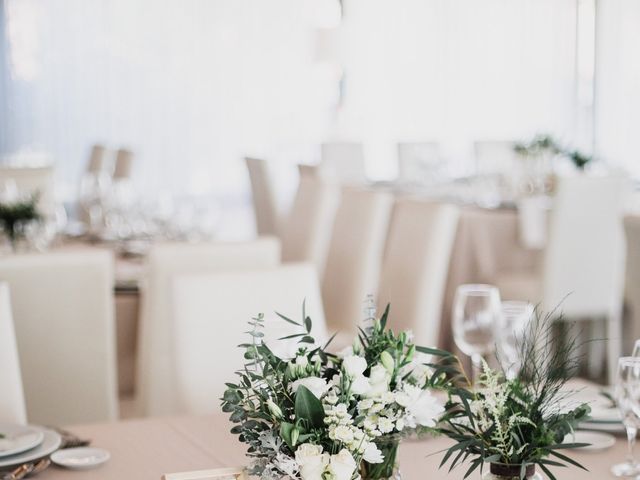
left=453, top=284, right=502, bottom=385
left=497, top=301, right=534, bottom=380
left=612, top=357, right=640, bottom=477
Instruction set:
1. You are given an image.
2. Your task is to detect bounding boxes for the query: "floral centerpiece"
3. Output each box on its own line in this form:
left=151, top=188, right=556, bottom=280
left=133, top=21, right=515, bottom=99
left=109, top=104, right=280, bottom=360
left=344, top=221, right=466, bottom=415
left=222, top=305, right=454, bottom=480
left=438, top=314, right=591, bottom=480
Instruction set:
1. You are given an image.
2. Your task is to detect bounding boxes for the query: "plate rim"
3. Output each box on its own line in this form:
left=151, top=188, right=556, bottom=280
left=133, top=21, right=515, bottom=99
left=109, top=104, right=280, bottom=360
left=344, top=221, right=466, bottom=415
left=0, top=425, right=45, bottom=458
left=565, top=431, right=617, bottom=451
left=0, top=429, right=61, bottom=468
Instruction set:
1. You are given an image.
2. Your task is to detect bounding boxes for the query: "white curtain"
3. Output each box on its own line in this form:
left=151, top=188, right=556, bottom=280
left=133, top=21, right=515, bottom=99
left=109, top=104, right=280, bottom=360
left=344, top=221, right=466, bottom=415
left=335, top=0, right=578, bottom=179
left=595, top=0, right=640, bottom=178
left=5, top=0, right=633, bottom=191
left=0, top=0, right=335, bottom=199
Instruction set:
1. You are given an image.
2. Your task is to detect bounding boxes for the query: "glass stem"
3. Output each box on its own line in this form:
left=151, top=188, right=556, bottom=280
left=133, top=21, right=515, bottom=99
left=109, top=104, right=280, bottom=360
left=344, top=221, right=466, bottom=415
left=627, top=425, right=637, bottom=465
left=471, top=354, right=483, bottom=387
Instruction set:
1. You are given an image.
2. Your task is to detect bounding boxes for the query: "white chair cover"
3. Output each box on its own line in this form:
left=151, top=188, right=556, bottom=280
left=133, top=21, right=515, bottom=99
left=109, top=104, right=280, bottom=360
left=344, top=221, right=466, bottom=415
left=113, top=149, right=134, bottom=180
left=0, top=282, right=27, bottom=424
left=624, top=215, right=640, bottom=354
left=281, top=177, right=339, bottom=280
left=322, top=188, right=393, bottom=336
left=245, top=157, right=281, bottom=236
left=136, top=238, right=281, bottom=416
left=0, top=250, right=118, bottom=424
left=377, top=199, right=460, bottom=347
left=87, top=144, right=108, bottom=174
left=171, top=263, right=326, bottom=414
left=497, top=175, right=628, bottom=382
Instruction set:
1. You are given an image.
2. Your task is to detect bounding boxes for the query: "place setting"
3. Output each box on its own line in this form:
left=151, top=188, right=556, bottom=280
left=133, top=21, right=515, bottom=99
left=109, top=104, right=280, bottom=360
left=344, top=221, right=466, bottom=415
left=0, top=423, right=108, bottom=479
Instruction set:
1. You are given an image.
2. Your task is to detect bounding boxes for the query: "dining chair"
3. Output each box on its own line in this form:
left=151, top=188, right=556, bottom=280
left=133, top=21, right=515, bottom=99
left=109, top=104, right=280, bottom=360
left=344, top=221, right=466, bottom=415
left=297, top=163, right=320, bottom=179
left=320, top=141, right=366, bottom=183
left=280, top=176, right=339, bottom=280
left=171, top=263, right=327, bottom=414
left=136, top=238, right=281, bottom=417
left=495, top=175, right=629, bottom=382
left=322, top=188, right=393, bottom=338
left=162, top=467, right=247, bottom=480
left=0, top=282, right=27, bottom=424
left=87, top=144, right=108, bottom=174
left=474, top=140, right=516, bottom=176
left=624, top=215, right=640, bottom=354
left=245, top=157, right=281, bottom=236
left=0, top=165, right=56, bottom=216
left=113, top=148, right=134, bottom=180
left=377, top=199, right=460, bottom=347
left=0, top=250, right=118, bottom=424
left=397, top=142, right=442, bottom=183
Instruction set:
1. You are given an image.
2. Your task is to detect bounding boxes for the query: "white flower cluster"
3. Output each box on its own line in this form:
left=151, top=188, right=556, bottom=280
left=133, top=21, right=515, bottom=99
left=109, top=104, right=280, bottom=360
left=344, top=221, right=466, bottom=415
left=323, top=393, right=384, bottom=464
left=342, top=353, right=444, bottom=436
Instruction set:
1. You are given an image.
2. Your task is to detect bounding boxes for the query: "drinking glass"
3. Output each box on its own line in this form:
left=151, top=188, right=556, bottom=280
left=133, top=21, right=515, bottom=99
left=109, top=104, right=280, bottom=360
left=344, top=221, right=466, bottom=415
left=497, top=301, right=534, bottom=380
left=453, top=284, right=501, bottom=385
left=612, top=357, right=640, bottom=477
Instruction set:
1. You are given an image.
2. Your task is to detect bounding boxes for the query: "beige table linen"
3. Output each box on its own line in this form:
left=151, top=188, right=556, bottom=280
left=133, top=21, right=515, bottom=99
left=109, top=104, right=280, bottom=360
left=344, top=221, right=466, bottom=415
left=439, top=207, right=540, bottom=351
left=35, top=414, right=624, bottom=479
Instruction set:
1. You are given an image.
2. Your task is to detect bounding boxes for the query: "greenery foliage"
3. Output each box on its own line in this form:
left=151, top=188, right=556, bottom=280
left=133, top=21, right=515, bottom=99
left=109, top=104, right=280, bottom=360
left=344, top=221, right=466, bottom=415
left=0, top=194, right=41, bottom=243
left=514, top=134, right=593, bottom=170
left=438, top=310, right=590, bottom=480
left=222, top=304, right=454, bottom=480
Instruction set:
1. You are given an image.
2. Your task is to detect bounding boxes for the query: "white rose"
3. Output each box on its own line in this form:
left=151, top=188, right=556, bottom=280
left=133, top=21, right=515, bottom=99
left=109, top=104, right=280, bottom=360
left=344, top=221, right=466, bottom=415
left=331, top=425, right=354, bottom=444
left=366, top=364, right=391, bottom=398
left=292, top=377, right=330, bottom=399
left=327, top=449, right=357, bottom=480
left=342, top=355, right=367, bottom=378
left=295, top=444, right=329, bottom=480
left=362, top=442, right=384, bottom=464
left=402, top=385, right=445, bottom=427
left=350, top=374, right=371, bottom=395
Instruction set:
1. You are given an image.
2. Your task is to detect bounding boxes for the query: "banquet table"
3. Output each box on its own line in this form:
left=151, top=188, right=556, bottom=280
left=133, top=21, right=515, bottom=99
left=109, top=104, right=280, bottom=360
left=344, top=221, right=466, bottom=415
left=438, top=206, right=540, bottom=352
left=37, top=414, right=626, bottom=479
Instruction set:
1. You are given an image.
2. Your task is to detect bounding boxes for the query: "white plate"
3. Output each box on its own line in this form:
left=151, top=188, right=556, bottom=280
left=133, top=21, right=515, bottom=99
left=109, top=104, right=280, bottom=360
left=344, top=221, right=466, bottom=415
left=0, top=424, right=45, bottom=458
left=588, top=405, right=621, bottom=423
left=51, top=448, right=110, bottom=470
left=0, top=429, right=61, bottom=468
left=579, top=421, right=625, bottom=434
left=564, top=431, right=616, bottom=452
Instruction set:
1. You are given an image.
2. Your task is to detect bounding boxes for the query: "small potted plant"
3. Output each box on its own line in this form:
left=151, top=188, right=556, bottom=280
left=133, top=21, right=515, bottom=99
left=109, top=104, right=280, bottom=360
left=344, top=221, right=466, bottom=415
left=0, top=194, right=41, bottom=251
left=438, top=312, right=591, bottom=480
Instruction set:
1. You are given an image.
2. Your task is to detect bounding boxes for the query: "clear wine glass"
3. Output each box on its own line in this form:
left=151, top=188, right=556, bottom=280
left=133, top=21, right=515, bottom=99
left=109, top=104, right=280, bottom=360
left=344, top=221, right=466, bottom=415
left=497, top=301, right=534, bottom=380
left=612, top=357, right=640, bottom=477
left=453, top=284, right=502, bottom=385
